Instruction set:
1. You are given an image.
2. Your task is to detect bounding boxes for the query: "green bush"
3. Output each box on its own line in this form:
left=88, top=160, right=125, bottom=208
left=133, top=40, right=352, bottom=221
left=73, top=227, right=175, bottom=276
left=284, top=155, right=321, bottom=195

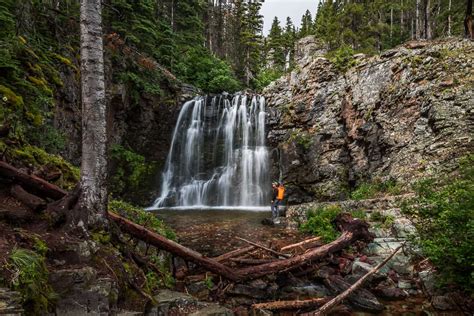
left=252, top=68, right=283, bottom=91
left=8, top=248, right=55, bottom=314
left=300, top=205, right=366, bottom=243
left=402, top=155, right=474, bottom=293
left=327, top=44, right=357, bottom=72
left=109, top=199, right=176, bottom=240
left=289, top=129, right=313, bottom=151
left=351, top=178, right=404, bottom=200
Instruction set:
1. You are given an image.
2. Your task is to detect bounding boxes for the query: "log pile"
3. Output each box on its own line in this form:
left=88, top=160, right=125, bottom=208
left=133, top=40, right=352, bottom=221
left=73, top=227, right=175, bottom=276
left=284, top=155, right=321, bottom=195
left=0, top=160, right=400, bottom=315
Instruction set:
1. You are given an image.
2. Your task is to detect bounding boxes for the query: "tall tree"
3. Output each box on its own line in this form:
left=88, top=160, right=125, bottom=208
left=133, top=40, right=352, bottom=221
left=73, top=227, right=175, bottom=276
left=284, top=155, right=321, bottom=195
left=268, top=17, right=285, bottom=71
left=299, top=9, right=313, bottom=37
left=78, top=0, right=107, bottom=227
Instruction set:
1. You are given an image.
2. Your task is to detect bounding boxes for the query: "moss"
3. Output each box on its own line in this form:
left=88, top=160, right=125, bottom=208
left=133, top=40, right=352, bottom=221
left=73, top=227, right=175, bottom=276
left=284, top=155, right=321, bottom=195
left=0, top=85, right=24, bottom=108
left=91, top=231, right=111, bottom=245
left=288, top=128, right=313, bottom=151
left=109, top=200, right=176, bottom=240
left=10, top=144, right=79, bottom=190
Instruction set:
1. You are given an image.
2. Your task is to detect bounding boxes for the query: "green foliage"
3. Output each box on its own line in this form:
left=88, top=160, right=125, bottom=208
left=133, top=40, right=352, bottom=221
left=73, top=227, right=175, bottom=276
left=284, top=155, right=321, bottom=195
left=300, top=205, right=342, bottom=242
left=289, top=129, right=313, bottom=151
left=8, top=248, right=55, bottom=314
left=109, top=200, right=176, bottom=240
left=351, top=178, right=404, bottom=200
left=327, top=45, right=357, bottom=72
left=253, top=68, right=283, bottom=91
left=204, top=274, right=214, bottom=290
left=402, top=155, right=474, bottom=293
left=300, top=205, right=367, bottom=243
left=370, top=211, right=395, bottom=229
left=109, top=144, right=158, bottom=202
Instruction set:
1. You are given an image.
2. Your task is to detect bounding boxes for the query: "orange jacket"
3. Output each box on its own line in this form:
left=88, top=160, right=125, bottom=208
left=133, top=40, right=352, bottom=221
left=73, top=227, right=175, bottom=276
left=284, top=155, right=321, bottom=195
left=277, top=186, right=285, bottom=200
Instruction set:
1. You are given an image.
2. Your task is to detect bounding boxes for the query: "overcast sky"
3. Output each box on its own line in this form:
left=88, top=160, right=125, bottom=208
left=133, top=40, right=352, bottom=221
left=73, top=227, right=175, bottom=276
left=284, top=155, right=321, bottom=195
left=261, top=0, right=317, bottom=35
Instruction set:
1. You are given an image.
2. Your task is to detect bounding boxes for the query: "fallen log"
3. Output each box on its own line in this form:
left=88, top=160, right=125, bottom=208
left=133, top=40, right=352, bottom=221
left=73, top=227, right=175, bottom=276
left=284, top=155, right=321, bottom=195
left=213, top=245, right=255, bottom=262
left=280, top=236, right=322, bottom=251
left=252, top=298, right=330, bottom=311
left=107, top=211, right=241, bottom=281
left=236, top=237, right=290, bottom=258
left=0, top=161, right=67, bottom=200
left=308, top=244, right=404, bottom=316
left=10, top=185, right=46, bottom=212
left=235, top=214, right=374, bottom=280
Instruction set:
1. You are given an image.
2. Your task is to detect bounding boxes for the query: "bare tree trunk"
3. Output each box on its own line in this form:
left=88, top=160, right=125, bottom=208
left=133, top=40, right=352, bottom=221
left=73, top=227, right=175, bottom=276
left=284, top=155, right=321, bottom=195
left=416, top=0, right=421, bottom=39
left=79, top=0, right=107, bottom=227
left=391, top=7, right=394, bottom=43
left=448, top=0, right=452, bottom=36
left=400, top=0, right=404, bottom=32
left=425, top=0, right=432, bottom=39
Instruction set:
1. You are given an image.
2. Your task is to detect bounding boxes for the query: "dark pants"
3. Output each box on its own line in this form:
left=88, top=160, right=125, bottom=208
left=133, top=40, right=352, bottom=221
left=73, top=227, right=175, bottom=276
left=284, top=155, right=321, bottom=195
left=271, top=200, right=281, bottom=218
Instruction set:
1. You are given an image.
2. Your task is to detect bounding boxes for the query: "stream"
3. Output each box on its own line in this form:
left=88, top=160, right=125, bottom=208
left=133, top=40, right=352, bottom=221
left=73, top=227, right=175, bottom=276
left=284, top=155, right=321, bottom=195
left=154, top=209, right=429, bottom=315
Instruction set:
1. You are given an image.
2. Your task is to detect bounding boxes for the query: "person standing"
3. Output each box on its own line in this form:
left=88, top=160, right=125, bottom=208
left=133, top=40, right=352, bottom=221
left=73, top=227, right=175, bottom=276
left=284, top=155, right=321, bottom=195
left=271, top=182, right=285, bottom=219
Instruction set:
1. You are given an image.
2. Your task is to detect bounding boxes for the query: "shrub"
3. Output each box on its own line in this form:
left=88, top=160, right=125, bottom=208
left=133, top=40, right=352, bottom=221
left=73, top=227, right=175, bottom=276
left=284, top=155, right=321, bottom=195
left=289, top=129, right=313, bottom=151
left=252, top=68, right=283, bottom=91
left=402, top=155, right=474, bottom=293
left=351, top=178, right=404, bottom=200
left=300, top=205, right=366, bottom=243
left=327, top=44, right=357, bottom=72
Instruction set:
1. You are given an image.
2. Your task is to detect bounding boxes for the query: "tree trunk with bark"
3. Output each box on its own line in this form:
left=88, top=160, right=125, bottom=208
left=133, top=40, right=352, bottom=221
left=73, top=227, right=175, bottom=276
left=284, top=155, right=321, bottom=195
left=78, top=0, right=108, bottom=228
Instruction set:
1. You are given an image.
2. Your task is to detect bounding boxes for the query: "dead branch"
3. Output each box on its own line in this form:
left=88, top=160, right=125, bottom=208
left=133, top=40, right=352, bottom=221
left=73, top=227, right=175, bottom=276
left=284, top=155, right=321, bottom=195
left=280, top=236, right=322, bottom=251
left=213, top=245, right=255, bottom=262
left=236, top=237, right=290, bottom=258
left=10, top=185, right=46, bottom=212
left=309, top=244, right=404, bottom=316
left=252, top=298, right=330, bottom=311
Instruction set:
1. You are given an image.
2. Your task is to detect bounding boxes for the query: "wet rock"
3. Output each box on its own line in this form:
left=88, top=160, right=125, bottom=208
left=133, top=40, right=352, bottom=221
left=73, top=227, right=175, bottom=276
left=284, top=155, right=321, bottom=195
left=0, top=288, right=23, bottom=315
left=50, top=267, right=117, bottom=315
left=148, top=290, right=200, bottom=316
left=397, top=279, right=413, bottom=290
left=374, top=283, right=408, bottom=300
left=431, top=295, right=456, bottom=311
left=280, top=282, right=329, bottom=300
left=190, top=304, right=234, bottom=316
left=227, top=284, right=267, bottom=299
left=352, top=260, right=387, bottom=280
left=324, top=275, right=384, bottom=313
left=186, top=281, right=210, bottom=300
left=418, top=270, right=437, bottom=296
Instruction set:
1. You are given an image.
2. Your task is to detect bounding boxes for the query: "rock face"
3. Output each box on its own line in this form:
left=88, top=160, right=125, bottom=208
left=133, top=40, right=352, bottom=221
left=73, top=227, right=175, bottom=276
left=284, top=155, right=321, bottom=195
left=264, top=37, right=474, bottom=203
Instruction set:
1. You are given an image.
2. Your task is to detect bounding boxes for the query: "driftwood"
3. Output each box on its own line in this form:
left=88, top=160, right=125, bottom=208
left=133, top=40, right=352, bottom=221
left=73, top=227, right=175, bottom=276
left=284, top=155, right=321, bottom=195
left=236, top=237, right=290, bottom=258
left=10, top=185, right=46, bottom=212
left=213, top=245, right=255, bottom=262
left=280, top=236, right=322, bottom=251
left=309, top=244, right=404, bottom=316
left=234, top=214, right=374, bottom=280
left=0, top=161, right=67, bottom=200
left=252, top=298, right=330, bottom=311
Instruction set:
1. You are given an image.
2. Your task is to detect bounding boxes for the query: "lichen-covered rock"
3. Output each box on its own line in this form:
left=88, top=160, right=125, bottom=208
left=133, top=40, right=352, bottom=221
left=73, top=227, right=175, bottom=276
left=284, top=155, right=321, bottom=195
left=264, top=38, right=474, bottom=202
left=50, top=267, right=118, bottom=315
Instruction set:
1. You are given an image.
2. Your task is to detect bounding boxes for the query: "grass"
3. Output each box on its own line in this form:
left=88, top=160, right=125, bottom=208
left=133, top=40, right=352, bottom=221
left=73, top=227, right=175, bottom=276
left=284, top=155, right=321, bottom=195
left=300, top=205, right=366, bottom=243
left=351, top=178, right=404, bottom=200
left=8, top=248, right=56, bottom=314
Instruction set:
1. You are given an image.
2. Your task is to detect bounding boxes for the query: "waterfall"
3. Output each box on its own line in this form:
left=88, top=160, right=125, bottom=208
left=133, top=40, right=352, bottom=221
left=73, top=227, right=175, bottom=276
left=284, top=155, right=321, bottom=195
left=150, top=94, right=270, bottom=209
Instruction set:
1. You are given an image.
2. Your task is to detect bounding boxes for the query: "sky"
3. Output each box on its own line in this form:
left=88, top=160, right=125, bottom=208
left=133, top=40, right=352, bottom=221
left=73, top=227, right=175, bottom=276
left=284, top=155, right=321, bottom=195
left=261, top=0, right=317, bottom=36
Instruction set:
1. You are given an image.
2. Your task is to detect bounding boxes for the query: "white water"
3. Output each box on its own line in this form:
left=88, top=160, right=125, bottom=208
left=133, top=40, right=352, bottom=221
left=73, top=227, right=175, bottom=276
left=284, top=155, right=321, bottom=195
left=149, top=95, right=270, bottom=209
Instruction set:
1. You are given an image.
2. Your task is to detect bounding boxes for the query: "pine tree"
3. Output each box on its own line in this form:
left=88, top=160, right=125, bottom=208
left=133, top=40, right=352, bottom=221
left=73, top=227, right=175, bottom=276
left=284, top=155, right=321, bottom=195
left=268, top=17, right=285, bottom=71
left=299, top=9, right=313, bottom=37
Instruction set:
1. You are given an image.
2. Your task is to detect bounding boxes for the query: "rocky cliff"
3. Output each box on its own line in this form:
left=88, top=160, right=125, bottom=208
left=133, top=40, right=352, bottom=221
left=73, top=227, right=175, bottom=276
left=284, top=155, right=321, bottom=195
left=264, top=36, right=474, bottom=203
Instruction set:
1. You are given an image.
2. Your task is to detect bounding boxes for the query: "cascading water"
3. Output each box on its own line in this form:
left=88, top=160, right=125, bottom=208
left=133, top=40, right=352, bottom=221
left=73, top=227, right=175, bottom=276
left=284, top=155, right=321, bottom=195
left=150, top=94, right=270, bottom=209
